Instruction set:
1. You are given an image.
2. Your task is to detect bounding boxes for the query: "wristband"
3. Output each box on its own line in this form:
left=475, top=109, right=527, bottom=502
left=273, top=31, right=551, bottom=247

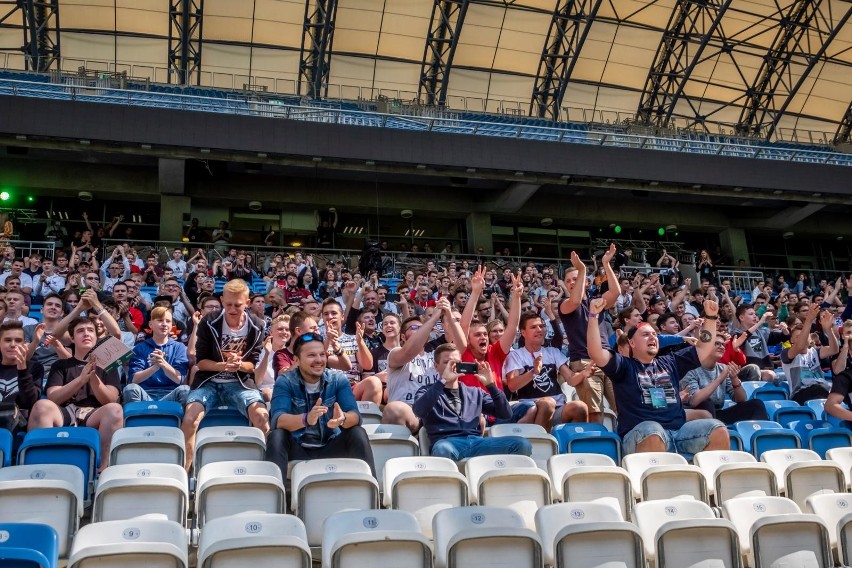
left=705, top=315, right=718, bottom=320
left=302, top=413, right=308, bottom=427
left=589, top=313, right=600, bottom=319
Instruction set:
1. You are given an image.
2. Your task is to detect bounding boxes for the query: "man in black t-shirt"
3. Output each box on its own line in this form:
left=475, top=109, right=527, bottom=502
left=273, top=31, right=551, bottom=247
left=27, top=316, right=123, bottom=472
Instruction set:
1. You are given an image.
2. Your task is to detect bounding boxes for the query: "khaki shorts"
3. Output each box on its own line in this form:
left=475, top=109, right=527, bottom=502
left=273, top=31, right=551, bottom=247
left=569, top=359, right=617, bottom=413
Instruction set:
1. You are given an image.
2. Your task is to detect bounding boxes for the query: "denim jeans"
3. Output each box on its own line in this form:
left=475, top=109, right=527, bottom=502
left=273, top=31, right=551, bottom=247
left=621, top=419, right=726, bottom=459
left=430, top=434, right=532, bottom=461
left=123, top=383, right=190, bottom=405
left=186, top=381, right=264, bottom=416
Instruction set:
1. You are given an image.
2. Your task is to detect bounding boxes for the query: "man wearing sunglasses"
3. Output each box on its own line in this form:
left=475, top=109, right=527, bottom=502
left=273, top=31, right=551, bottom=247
left=266, top=332, right=374, bottom=475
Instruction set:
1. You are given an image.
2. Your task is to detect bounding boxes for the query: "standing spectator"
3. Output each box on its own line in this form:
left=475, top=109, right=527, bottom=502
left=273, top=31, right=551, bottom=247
left=211, top=220, right=232, bottom=253
left=696, top=249, right=716, bottom=285
left=315, top=209, right=338, bottom=248
left=123, top=307, right=190, bottom=404
left=184, top=218, right=208, bottom=243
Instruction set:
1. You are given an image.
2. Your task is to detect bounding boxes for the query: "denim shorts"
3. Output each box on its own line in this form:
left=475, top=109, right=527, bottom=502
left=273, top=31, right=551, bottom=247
left=186, top=381, right=264, bottom=416
left=622, top=419, right=726, bottom=458
left=492, top=400, right=536, bottom=425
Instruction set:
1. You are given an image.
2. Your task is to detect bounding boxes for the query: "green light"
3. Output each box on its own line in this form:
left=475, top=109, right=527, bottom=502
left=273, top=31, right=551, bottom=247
left=27, top=196, right=34, bottom=202
left=658, top=227, right=665, bottom=236
left=614, top=225, right=622, bottom=234
left=0, top=191, right=8, bottom=201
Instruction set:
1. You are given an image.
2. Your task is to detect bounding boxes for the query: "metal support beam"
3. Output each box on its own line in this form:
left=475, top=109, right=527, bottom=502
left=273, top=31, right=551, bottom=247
left=835, top=101, right=852, bottom=146
left=23, top=0, right=59, bottom=72
left=168, top=0, right=204, bottom=85
left=530, top=0, right=601, bottom=121
left=298, top=0, right=339, bottom=99
left=736, top=0, right=837, bottom=137
left=418, top=0, right=468, bottom=106
left=636, top=0, right=732, bottom=128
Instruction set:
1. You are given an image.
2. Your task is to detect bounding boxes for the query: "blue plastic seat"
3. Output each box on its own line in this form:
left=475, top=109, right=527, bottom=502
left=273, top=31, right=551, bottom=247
left=750, top=383, right=789, bottom=402
left=765, top=400, right=816, bottom=427
left=805, top=399, right=827, bottom=420
left=123, top=401, right=184, bottom=428
left=17, top=428, right=100, bottom=502
left=198, top=407, right=249, bottom=429
left=728, top=429, right=744, bottom=452
left=551, top=423, right=621, bottom=464
left=0, top=523, right=59, bottom=568
left=739, top=381, right=767, bottom=399
left=0, top=428, right=11, bottom=467
left=790, top=419, right=852, bottom=459
left=734, top=420, right=800, bottom=459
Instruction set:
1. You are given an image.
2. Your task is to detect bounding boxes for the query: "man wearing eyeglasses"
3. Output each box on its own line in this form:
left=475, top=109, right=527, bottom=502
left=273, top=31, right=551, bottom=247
left=266, top=332, right=374, bottom=476
left=181, top=278, right=269, bottom=472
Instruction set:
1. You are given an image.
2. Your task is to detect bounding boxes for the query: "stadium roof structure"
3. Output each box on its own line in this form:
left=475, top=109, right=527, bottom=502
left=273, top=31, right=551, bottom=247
left=0, top=0, right=850, bottom=144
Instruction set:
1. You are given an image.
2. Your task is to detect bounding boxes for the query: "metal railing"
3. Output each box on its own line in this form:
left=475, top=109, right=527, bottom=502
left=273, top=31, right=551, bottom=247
left=5, top=240, right=56, bottom=260
left=2, top=77, right=851, bottom=167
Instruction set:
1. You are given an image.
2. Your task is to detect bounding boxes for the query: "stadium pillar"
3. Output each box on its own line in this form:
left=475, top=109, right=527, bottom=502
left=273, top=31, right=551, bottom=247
left=719, top=228, right=749, bottom=267
left=159, top=158, right=188, bottom=242
left=466, top=212, right=493, bottom=255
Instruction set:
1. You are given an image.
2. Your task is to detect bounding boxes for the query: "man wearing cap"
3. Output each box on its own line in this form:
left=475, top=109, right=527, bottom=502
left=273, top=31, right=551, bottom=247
left=266, top=332, right=375, bottom=475
left=586, top=295, right=729, bottom=455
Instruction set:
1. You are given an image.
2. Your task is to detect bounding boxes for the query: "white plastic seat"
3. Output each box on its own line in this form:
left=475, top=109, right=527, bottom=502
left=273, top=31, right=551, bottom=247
left=193, top=426, right=266, bottom=474
left=622, top=452, right=707, bottom=503
left=465, top=454, right=551, bottom=529
left=826, top=447, right=852, bottom=490
left=93, top=463, right=189, bottom=525
left=362, top=424, right=419, bottom=485
left=195, top=460, right=286, bottom=528
left=547, top=453, right=632, bottom=519
left=433, top=505, right=542, bottom=568
left=488, top=423, right=558, bottom=470
left=633, top=498, right=741, bottom=568
left=290, top=458, right=379, bottom=546
left=722, top=495, right=832, bottom=568
left=0, top=463, right=84, bottom=558
left=760, top=449, right=844, bottom=508
left=535, top=499, right=643, bottom=568
left=197, top=512, right=311, bottom=568
left=68, top=516, right=188, bottom=568
left=694, top=450, right=778, bottom=505
left=322, top=509, right=432, bottom=568
left=356, top=401, right=383, bottom=425
left=109, top=426, right=186, bottom=466
left=382, top=456, right=468, bottom=539
left=805, top=492, right=852, bottom=567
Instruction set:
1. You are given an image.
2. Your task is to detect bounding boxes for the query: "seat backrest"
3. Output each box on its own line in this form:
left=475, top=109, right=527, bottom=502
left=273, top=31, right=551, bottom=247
left=0, top=522, right=59, bottom=568
left=197, top=511, right=308, bottom=553
left=0, top=428, right=11, bottom=467
left=760, top=448, right=821, bottom=478
left=197, top=459, right=283, bottom=486
left=694, top=450, right=757, bottom=476
left=382, top=456, right=459, bottom=496
left=291, top=458, right=371, bottom=493
left=68, top=517, right=188, bottom=567
left=98, top=462, right=188, bottom=489
left=464, top=454, right=537, bottom=490
left=622, top=452, right=687, bottom=487
left=323, top=508, right=421, bottom=547
left=805, top=492, right=852, bottom=547
left=363, top=423, right=418, bottom=440
left=806, top=399, right=827, bottom=420
left=194, top=426, right=266, bottom=470
left=634, top=498, right=715, bottom=557
left=722, top=495, right=801, bottom=551
left=18, top=427, right=100, bottom=499
left=489, top=423, right=548, bottom=438
left=0, top=463, right=85, bottom=503
left=109, top=426, right=185, bottom=466
left=535, top=499, right=623, bottom=530
left=433, top=506, right=532, bottom=568
left=356, top=401, right=382, bottom=416
left=766, top=400, right=801, bottom=416
left=547, top=453, right=616, bottom=487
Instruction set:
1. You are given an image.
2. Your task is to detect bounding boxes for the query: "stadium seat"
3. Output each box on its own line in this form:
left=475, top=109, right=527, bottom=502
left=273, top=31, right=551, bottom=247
left=123, top=401, right=184, bottom=428
left=827, top=448, right=852, bottom=489
left=535, top=499, right=643, bottom=568
left=196, top=512, right=311, bottom=568
left=551, top=423, right=621, bottom=463
left=487, top=423, right=558, bottom=470
left=739, top=381, right=767, bottom=400
left=790, top=420, right=852, bottom=459
left=193, top=426, right=266, bottom=475
left=321, top=509, right=432, bottom=568
left=765, top=400, right=816, bottom=427
left=433, top=506, right=542, bottom=568
left=601, top=408, right=618, bottom=433
left=195, top=460, right=286, bottom=528
left=760, top=449, right=845, bottom=508
left=0, top=522, right=59, bottom=568
left=0, top=464, right=84, bottom=558
left=693, top=450, right=777, bottom=505
left=290, top=458, right=379, bottom=546
left=804, top=492, right=852, bottom=566
left=722, top=495, right=831, bottom=568
left=547, top=453, right=632, bottom=519
left=198, top=407, right=250, bottom=428
left=109, top=426, right=185, bottom=466
left=0, top=428, right=11, bottom=467
left=465, top=454, right=551, bottom=529
left=93, top=463, right=189, bottom=525
left=362, top=424, right=419, bottom=485
left=633, top=498, right=740, bottom=568
left=382, top=456, right=468, bottom=539
left=622, top=452, right=707, bottom=503
left=67, top=517, right=188, bottom=568
left=750, top=383, right=789, bottom=402
left=355, top=401, right=383, bottom=425
left=727, top=429, right=744, bottom=452
left=17, top=427, right=100, bottom=503
left=806, top=399, right=827, bottom=421
left=734, top=420, right=800, bottom=458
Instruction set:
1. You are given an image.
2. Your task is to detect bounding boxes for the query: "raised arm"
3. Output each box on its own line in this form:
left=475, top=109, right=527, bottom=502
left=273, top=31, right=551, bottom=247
left=559, top=251, right=587, bottom=316
left=501, top=272, right=524, bottom=355
left=787, top=307, right=818, bottom=359
left=600, top=244, right=620, bottom=308
left=386, top=300, right=445, bottom=369
left=587, top=297, right=612, bottom=368
left=461, top=265, right=485, bottom=335
left=696, top=297, right=719, bottom=366
left=817, top=310, right=840, bottom=359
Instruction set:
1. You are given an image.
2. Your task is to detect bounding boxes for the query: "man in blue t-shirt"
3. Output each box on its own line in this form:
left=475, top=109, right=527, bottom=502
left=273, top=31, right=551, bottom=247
left=586, top=296, right=729, bottom=456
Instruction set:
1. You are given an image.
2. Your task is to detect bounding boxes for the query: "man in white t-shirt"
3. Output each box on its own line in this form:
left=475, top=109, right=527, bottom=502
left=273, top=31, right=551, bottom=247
left=321, top=298, right=381, bottom=405
left=781, top=307, right=838, bottom=404
left=166, top=248, right=188, bottom=281
left=0, top=258, right=33, bottom=296
left=2, top=290, right=37, bottom=326
left=504, top=312, right=590, bottom=431
left=382, top=297, right=464, bottom=432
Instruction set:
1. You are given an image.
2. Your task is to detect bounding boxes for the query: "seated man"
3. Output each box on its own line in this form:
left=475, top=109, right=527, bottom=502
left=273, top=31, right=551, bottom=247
left=124, top=306, right=190, bottom=405
left=181, top=279, right=269, bottom=471
left=266, top=333, right=374, bottom=475
left=586, top=296, right=729, bottom=456
left=781, top=307, right=838, bottom=404
left=413, top=343, right=532, bottom=460
left=27, top=316, right=123, bottom=472
left=0, top=321, right=42, bottom=433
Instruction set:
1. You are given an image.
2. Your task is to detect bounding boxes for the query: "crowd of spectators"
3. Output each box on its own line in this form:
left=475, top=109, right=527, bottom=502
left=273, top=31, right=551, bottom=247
left=1, top=234, right=851, bottom=473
